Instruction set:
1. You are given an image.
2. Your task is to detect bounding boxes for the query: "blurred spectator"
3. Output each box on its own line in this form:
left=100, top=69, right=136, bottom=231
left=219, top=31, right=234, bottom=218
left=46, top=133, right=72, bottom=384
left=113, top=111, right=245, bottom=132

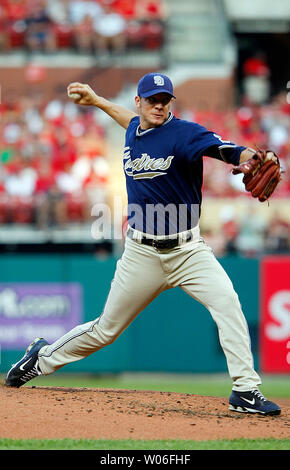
left=125, top=0, right=166, bottom=50
left=264, top=215, right=290, bottom=253
left=260, top=94, right=290, bottom=155
left=202, top=228, right=227, bottom=258
left=113, top=0, right=137, bottom=20
left=74, top=13, right=96, bottom=52
left=219, top=205, right=239, bottom=255
left=135, top=0, right=168, bottom=22
left=68, top=0, right=104, bottom=52
left=204, top=159, right=236, bottom=198
left=4, top=152, right=37, bottom=198
left=56, top=161, right=82, bottom=194
left=3, top=150, right=37, bottom=224
left=46, top=0, right=73, bottom=50
left=2, top=0, right=28, bottom=50
left=5, top=0, right=28, bottom=22
left=34, top=156, right=63, bottom=229
left=25, top=0, right=57, bottom=52
left=243, top=53, right=270, bottom=78
left=46, top=0, right=69, bottom=24
left=94, top=2, right=127, bottom=54
left=0, top=3, right=9, bottom=51
left=68, top=0, right=103, bottom=25
left=235, top=204, right=267, bottom=257
left=242, top=52, right=270, bottom=105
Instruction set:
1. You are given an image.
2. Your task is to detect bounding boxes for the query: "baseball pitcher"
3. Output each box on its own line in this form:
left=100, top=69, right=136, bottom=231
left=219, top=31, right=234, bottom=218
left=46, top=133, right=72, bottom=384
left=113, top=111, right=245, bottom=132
left=5, top=73, right=282, bottom=415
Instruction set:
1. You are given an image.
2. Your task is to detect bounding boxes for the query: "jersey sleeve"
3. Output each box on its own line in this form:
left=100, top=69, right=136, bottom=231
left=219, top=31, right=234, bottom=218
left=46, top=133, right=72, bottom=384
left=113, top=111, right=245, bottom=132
left=127, top=115, right=140, bottom=130
left=185, top=122, right=246, bottom=166
left=124, top=115, right=140, bottom=146
left=205, top=143, right=246, bottom=166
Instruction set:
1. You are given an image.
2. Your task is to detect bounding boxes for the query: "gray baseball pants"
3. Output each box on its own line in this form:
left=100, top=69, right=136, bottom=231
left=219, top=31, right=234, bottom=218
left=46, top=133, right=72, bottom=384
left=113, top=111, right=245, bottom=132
left=38, top=227, right=261, bottom=391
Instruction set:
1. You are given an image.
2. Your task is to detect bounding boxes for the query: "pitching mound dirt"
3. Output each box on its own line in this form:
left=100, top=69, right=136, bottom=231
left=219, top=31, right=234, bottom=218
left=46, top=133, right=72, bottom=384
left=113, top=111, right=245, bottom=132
left=1, top=386, right=289, bottom=441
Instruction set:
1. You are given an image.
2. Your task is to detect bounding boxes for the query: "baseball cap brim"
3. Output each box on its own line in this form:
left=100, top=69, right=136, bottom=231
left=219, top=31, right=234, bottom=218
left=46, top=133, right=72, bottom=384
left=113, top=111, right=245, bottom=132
left=139, top=89, right=176, bottom=99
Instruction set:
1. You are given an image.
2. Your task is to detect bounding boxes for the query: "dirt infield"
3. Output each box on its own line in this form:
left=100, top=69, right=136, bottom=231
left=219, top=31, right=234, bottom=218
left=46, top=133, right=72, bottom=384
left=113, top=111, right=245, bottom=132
left=0, top=385, right=289, bottom=441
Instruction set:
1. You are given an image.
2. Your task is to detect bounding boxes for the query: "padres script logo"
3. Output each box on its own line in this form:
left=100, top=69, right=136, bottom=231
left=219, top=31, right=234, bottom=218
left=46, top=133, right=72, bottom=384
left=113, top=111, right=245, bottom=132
left=123, top=147, right=174, bottom=180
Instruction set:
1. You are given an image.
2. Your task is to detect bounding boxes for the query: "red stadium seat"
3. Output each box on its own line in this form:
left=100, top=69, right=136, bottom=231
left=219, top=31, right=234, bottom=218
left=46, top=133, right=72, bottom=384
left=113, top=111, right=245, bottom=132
left=125, top=21, right=145, bottom=48
left=66, top=193, right=86, bottom=222
left=54, top=24, right=74, bottom=49
left=142, top=21, right=164, bottom=50
left=10, top=196, right=34, bottom=224
left=8, top=25, right=25, bottom=48
left=125, top=20, right=164, bottom=49
left=0, top=194, right=9, bottom=223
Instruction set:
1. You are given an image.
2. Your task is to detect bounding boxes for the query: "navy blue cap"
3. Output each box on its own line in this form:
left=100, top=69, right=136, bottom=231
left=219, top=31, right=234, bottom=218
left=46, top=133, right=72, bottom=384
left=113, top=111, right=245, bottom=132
left=137, top=73, right=175, bottom=98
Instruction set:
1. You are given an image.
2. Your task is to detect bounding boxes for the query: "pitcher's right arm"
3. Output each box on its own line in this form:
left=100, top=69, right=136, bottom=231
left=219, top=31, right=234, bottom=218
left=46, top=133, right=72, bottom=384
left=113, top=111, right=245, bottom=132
left=67, top=82, right=137, bottom=130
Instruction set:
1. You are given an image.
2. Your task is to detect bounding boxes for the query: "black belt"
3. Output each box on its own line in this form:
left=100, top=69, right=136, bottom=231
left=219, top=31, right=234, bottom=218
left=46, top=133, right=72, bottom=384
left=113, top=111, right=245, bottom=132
left=127, top=228, right=193, bottom=250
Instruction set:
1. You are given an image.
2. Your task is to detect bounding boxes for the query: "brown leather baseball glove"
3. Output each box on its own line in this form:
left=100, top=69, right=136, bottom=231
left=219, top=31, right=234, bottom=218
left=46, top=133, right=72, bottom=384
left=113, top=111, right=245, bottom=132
left=232, top=148, right=283, bottom=202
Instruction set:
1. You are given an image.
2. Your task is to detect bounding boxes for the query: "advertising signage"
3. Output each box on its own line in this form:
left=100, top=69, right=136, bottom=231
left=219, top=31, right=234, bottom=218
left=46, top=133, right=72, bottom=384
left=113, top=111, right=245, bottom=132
left=0, top=283, right=83, bottom=349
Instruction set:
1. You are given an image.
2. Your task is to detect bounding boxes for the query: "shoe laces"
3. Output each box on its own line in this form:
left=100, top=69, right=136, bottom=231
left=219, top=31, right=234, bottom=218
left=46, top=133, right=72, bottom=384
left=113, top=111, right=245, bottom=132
left=252, top=389, right=267, bottom=402
left=19, top=360, right=41, bottom=383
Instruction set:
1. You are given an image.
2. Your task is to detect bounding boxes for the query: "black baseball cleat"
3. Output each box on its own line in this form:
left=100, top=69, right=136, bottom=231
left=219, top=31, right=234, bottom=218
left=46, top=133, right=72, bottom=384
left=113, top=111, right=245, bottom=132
left=229, top=389, right=281, bottom=416
left=5, top=337, right=48, bottom=388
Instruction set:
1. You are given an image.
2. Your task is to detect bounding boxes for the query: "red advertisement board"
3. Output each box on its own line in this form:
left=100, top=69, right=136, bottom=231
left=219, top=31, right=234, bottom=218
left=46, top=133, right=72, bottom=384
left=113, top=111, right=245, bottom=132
left=260, top=256, right=290, bottom=373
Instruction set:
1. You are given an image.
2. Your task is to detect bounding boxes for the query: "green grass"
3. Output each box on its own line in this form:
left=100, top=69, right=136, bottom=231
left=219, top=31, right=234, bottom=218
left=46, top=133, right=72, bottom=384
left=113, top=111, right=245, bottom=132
left=3, top=372, right=288, bottom=399
left=0, top=438, right=289, bottom=450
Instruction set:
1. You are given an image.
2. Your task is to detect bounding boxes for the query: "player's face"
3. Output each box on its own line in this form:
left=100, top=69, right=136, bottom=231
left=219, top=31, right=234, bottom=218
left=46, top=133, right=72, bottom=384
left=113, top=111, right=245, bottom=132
left=135, top=93, right=173, bottom=129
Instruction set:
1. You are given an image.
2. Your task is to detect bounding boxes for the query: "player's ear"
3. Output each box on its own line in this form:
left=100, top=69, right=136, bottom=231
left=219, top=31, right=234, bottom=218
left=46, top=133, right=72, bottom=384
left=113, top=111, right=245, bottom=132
left=135, top=96, right=141, bottom=108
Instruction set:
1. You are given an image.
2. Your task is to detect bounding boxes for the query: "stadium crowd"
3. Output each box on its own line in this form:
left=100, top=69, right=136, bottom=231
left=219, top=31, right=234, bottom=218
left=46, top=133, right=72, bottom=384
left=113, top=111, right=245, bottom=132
left=0, top=85, right=289, bottom=255
left=0, top=0, right=167, bottom=54
left=0, top=89, right=110, bottom=229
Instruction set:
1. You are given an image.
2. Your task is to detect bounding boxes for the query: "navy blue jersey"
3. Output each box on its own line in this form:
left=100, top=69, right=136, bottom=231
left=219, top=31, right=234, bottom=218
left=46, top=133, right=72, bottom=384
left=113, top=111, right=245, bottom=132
left=123, top=113, right=245, bottom=235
